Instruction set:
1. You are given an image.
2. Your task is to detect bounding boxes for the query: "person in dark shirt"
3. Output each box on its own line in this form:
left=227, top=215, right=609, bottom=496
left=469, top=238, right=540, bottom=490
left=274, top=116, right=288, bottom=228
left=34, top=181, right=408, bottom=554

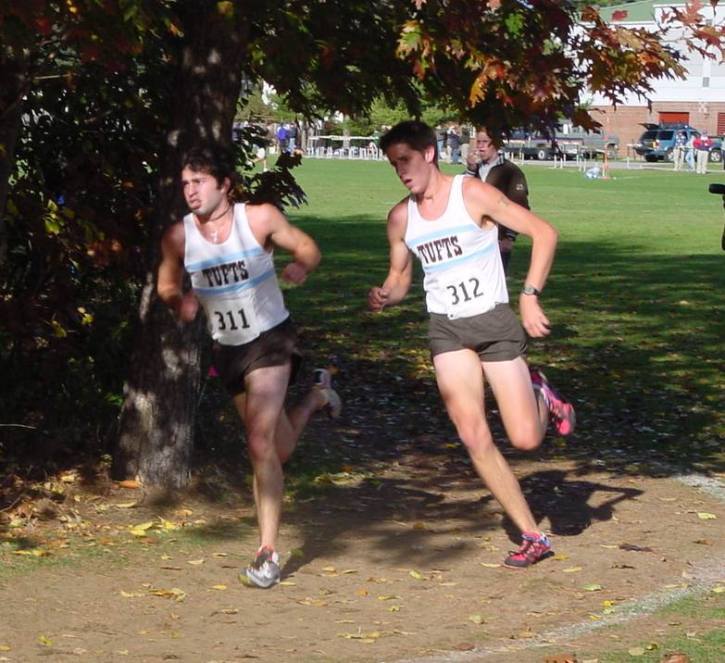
left=465, top=127, right=529, bottom=274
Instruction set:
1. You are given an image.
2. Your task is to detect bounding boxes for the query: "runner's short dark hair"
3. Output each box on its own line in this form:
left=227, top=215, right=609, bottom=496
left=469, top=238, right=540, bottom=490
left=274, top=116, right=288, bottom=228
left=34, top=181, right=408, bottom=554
left=379, top=121, right=438, bottom=161
left=181, top=146, right=237, bottom=188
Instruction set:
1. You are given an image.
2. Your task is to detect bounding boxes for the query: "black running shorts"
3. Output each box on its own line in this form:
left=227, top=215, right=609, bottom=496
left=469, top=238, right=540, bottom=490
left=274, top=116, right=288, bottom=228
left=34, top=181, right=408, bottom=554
left=428, top=303, right=527, bottom=362
left=212, top=317, right=302, bottom=396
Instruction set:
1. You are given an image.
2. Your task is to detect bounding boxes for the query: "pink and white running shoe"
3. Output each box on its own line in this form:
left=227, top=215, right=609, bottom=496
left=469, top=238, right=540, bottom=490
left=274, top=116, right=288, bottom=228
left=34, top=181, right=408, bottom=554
left=530, top=367, right=576, bottom=436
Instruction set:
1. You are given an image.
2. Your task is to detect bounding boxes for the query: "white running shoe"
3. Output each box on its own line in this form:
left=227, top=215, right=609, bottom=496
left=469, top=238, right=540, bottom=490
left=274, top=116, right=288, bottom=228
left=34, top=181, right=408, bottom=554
left=243, top=546, right=280, bottom=589
left=313, top=368, right=342, bottom=419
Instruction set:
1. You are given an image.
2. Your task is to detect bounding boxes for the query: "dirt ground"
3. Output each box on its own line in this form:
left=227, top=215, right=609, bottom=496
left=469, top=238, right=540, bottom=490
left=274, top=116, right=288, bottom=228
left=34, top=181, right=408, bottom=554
left=1, top=417, right=724, bottom=663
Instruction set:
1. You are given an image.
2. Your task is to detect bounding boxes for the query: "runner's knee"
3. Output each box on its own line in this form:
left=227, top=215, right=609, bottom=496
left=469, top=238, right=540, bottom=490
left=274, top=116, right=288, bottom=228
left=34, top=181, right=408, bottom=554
left=246, top=431, right=277, bottom=464
left=508, top=424, right=543, bottom=451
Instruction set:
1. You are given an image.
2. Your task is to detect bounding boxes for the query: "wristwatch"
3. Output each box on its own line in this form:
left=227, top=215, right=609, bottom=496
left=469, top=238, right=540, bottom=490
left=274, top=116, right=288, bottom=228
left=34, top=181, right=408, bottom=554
left=521, top=284, right=541, bottom=296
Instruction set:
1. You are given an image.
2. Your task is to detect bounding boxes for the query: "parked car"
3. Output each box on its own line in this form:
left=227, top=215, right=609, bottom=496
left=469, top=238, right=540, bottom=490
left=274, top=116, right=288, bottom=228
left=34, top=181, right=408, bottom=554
left=502, top=127, right=619, bottom=161
left=634, top=123, right=723, bottom=163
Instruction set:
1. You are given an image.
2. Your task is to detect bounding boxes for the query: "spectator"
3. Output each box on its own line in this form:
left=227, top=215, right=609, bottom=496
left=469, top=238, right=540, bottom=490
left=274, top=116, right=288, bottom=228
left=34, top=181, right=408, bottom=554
left=685, top=134, right=696, bottom=171
left=436, top=125, right=447, bottom=161
left=465, top=126, right=529, bottom=274
left=287, top=122, right=299, bottom=153
left=447, top=124, right=462, bottom=165
left=276, top=124, right=289, bottom=153
left=673, top=131, right=686, bottom=171
left=695, top=132, right=712, bottom=175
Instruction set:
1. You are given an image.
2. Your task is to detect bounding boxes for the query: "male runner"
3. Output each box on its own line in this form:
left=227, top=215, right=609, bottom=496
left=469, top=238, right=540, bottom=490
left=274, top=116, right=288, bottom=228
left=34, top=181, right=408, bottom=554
left=368, top=121, right=574, bottom=567
left=158, top=146, right=341, bottom=587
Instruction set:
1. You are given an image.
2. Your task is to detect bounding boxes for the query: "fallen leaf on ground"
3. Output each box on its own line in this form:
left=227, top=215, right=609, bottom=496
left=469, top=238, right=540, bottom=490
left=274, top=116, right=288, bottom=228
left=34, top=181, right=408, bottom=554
left=660, top=653, right=690, bottom=663
left=697, top=512, right=716, bottom=520
left=468, top=614, right=485, bottom=625
left=563, top=566, right=582, bottom=573
left=211, top=584, right=227, bottom=590
left=12, top=548, right=49, bottom=557
left=187, top=559, right=204, bottom=565
left=149, top=587, right=186, bottom=602
left=480, top=562, right=501, bottom=568
left=117, top=480, right=140, bottom=489
left=583, top=583, right=603, bottom=592
left=409, top=569, right=425, bottom=580
left=129, top=521, right=155, bottom=537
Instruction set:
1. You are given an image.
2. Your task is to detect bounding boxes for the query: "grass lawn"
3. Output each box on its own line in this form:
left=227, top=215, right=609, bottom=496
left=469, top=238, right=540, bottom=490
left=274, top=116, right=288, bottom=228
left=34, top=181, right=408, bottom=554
left=281, top=158, right=724, bottom=472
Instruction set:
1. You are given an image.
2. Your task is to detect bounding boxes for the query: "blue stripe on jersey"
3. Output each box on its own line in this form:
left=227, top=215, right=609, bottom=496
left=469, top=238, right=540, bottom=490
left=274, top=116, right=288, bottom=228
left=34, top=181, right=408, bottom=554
left=408, top=224, right=477, bottom=247
left=193, top=266, right=276, bottom=295
left=422, top=243, right=497, bottom=273
left=186, top=247, right=266, bottom=273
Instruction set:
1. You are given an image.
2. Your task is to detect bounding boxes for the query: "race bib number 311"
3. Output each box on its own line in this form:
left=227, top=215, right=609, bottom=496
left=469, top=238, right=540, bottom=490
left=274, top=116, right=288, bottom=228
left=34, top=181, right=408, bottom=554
left=209, top=300, right=260, bottom=344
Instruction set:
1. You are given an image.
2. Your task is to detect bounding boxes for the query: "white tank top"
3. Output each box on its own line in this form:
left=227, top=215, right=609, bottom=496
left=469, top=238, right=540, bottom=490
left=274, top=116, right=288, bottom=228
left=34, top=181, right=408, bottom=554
left=404, top=175, right=508, bottom=319
left=183, top=203, right=289, bottom=345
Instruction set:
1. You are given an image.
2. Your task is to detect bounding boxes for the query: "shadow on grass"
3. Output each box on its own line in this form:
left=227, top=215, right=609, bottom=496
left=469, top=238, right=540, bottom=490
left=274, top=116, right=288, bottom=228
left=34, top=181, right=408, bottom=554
left=2, top=214, right=722, bottom=569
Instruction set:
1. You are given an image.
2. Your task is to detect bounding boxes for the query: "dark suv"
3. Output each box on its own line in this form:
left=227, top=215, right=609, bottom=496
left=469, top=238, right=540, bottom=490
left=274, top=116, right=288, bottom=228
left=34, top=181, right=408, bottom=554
left=634, top=123, right=722, bottom=163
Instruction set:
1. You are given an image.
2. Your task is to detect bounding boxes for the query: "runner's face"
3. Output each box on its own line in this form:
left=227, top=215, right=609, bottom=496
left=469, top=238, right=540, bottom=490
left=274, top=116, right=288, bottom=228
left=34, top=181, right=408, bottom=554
left=181, top=167, right=230, bottom=218
left=385, top=143, right=435, bottom=195
left=475, top=131, right=498, bottom=163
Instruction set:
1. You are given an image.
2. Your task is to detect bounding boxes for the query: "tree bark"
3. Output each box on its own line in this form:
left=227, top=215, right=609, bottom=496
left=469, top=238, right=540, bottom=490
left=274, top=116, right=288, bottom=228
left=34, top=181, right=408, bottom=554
left=113, top=1, right=249, bottom=488
left=0, top=44, right=30, bottom=267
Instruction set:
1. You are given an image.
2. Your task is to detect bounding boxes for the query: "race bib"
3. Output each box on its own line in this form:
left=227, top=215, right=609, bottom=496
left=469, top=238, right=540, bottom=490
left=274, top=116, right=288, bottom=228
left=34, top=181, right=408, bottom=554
left=442, top=273, right=490, bottom=318
left=207, top=292, right=260, bottom=345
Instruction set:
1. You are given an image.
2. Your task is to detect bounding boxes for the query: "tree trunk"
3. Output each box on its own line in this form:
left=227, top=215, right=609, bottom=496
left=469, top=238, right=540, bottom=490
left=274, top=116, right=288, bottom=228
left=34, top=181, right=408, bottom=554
left=113, top=1, right=249, bottom=488
left=0, top=44, right=30, bottom=267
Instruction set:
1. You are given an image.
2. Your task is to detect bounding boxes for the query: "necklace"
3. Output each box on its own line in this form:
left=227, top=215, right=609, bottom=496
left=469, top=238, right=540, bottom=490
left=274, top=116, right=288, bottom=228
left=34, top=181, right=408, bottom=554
left=200, top=204, right=232, bottom=243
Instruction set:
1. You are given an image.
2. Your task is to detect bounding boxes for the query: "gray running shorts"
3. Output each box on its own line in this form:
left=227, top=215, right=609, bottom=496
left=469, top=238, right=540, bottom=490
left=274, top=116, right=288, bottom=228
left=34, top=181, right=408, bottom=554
left=428, top=303, right=527, bottom=362
left=212, top=317, right=302, bottom=396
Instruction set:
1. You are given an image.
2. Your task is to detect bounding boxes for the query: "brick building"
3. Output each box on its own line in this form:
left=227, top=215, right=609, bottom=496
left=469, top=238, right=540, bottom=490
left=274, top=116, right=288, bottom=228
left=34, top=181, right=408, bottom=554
left=587, top=1, right=725, bottom=157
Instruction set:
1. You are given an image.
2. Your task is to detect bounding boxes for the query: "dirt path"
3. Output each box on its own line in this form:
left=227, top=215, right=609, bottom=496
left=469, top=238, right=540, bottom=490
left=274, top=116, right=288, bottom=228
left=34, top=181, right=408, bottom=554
left=1, top=430, right=724, bottom=663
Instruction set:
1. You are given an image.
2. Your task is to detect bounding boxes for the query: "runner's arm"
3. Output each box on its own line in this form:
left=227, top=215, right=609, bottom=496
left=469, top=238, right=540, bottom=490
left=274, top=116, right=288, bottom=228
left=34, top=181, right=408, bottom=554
left=368, top=203, right=412, bottom=311
left=250, top=203, right=321, bottom=285
left=463, top=178, right=558, bottom=337
left=157, top=222, right=199, bottom=321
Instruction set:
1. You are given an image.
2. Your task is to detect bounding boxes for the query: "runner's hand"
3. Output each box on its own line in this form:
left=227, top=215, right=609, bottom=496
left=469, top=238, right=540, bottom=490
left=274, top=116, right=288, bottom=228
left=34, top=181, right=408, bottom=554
left=281, top=261, right=308, bottom=285
left=178, top=292, right=199, bottom=322
left=519, top=294, right=551, bottom=338
left=368, top=287, right=390, bottom=312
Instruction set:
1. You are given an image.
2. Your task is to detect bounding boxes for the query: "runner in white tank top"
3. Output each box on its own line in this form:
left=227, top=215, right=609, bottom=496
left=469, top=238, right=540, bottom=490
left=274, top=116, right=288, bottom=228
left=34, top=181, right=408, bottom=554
left=369, top=121, right=575, bottom=569
left=404, top=174, right=508, bottom=319
left=158, top=147, right=342, bottom=588
left=183, top=202, right=289, bottom=345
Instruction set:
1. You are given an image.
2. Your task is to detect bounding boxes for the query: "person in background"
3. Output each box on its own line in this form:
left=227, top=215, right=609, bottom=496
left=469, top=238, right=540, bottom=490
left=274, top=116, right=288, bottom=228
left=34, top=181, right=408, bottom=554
left=447, top=124, right=462, bottom=165
left=673, top=131, right=686, bottom=172
left=465, top=126, right=529, bottom=274
left=694, top=131, right=712, bottom=175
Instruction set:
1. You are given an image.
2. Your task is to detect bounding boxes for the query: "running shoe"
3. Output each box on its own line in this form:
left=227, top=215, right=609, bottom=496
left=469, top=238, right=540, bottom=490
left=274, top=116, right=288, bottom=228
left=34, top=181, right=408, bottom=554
left=504, top=532, right=553, bottom=568
left=530, top=367, right=576, bottom=436
left=242, top=546, right=281, bottom=588
left=313, top=368, right=342, bottom=419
